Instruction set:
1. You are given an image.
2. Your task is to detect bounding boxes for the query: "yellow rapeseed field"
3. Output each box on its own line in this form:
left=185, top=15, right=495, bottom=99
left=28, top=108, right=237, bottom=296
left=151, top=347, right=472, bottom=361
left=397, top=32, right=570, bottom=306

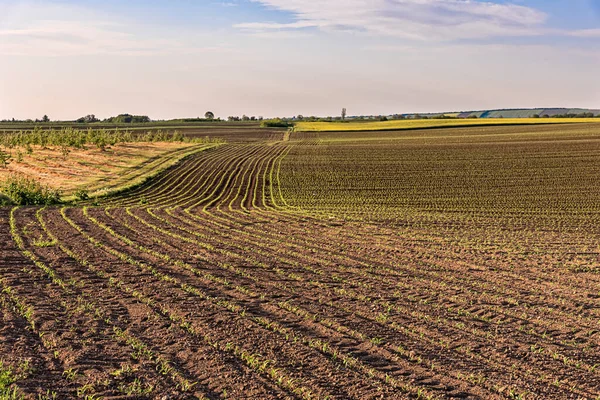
left=295, top=118, right=600, bottom=132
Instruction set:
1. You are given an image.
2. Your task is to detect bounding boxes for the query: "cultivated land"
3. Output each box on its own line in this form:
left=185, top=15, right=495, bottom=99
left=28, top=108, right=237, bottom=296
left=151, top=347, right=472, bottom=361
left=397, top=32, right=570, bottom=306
left=295, top=118, right=600, bottom=132
left=2, top=123, right=600, bottom=399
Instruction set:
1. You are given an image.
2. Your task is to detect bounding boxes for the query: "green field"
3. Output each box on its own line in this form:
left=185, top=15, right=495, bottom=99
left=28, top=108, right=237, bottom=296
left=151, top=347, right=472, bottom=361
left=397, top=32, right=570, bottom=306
left=295, top=117, right=600, bottom=132
left=283, top=123, right=600, bottom=223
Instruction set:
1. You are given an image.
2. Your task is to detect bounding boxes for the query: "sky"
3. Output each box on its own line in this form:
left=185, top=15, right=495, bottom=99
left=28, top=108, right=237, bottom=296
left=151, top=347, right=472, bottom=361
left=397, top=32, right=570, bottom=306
left=0, top=0, right=599, bottom=120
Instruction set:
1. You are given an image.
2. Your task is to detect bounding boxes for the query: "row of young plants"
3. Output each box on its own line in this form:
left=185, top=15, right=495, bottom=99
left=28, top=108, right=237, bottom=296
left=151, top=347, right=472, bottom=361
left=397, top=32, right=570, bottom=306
left=102, top=144, right=244, bottom=207
left=144, top=141, right=600, bottom=396
left=7, top=207, right=211, bottom=399
left=174, top=205, right=598, bottom=398
left=57, top=206, right=406, bottom=399
left=278, top=132, right=600, bottom=220
left=87, top=205, right=448, bottom=399
left=156, top=139, right=600, bottom=376
left=103, top=137, right=592, bottom=356
left=92, top=143, right=580, bottom=396
left=82, top=144, right=462, bottom=396
left=135, top=138, right=596, bottom=354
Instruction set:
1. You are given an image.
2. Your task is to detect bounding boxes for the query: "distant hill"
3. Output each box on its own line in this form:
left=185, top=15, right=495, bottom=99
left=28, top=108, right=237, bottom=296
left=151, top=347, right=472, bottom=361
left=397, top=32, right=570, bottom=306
left=404, top=108, right=600, bottom=119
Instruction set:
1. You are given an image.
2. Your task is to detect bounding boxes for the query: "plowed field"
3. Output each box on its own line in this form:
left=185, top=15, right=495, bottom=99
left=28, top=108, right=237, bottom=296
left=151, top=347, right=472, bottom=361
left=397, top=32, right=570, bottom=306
left=2, top=124, right=600, bottom=399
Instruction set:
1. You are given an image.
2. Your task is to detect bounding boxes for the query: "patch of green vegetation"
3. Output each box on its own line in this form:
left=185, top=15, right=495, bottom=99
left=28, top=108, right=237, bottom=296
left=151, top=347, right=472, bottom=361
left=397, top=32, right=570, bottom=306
left=74, top=189, right=89, bottom=201
left=0, top=126, right=222, bottom=151
left=261, top=118, right=293, bottom=128
left=33, top=238, right=57, bottom=248
left=0, top=361, right=22, bottom=400
left=0, top=193, right=12, bottom=206
left=0, top=175, right=61, bottom=206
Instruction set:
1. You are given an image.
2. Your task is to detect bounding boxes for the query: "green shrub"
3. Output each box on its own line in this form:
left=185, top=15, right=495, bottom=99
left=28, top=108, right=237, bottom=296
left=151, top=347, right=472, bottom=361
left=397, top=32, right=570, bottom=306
left=0, top=193, right=11, bottom=206
left=0, top=174, right=61, bottom=206
left=75, top=189, right=89, bottom=201
left=260, top=119, right=293, bottom=128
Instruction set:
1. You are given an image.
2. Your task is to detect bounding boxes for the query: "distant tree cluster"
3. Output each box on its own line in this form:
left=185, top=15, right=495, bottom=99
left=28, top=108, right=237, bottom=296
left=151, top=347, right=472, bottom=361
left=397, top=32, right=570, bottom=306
left=260, top=118, right=293, bottom=128
left=169, top=117, right=222, bottom=123
left=105, top=114, right=151, bottom=124
left=227, top=115, right=262, bottom=122
left=531, top=112, right=597, bottom=118
left=0, top=115, right=52, bottom=123
left=76, top=114, right=100, bottom=123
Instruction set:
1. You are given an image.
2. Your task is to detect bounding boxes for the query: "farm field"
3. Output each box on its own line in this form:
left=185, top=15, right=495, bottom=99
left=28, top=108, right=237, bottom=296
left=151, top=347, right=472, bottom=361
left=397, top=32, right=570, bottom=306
left=2, top=123, right=600, bottom=399
left=295, top=118, right=600, bottom=132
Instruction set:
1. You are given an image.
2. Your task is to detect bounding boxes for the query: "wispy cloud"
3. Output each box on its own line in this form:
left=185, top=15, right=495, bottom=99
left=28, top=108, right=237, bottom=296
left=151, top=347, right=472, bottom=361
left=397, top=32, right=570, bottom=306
left=236, top=0, right=548, bottom=40
left=0, top=2, right=228, bottom=56
left=568, top=29, right=600, bottom=38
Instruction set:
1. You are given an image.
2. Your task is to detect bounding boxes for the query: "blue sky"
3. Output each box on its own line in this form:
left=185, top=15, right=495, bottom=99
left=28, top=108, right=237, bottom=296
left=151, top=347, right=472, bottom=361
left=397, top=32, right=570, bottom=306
left=0, top=0, right=599, bottom=119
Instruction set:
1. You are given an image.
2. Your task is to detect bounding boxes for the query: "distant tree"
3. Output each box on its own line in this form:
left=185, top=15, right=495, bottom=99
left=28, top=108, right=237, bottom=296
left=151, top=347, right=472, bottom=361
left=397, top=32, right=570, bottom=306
left=531, top=114, right=540, bottom=118
left=76, top=114, right=99, bottom=123
left=42, top=115, right=50, bottom=123
left=242, top=115, right=250, bottom=121
left=296, top=115, right=304, bottom=120
left=205, top=111, right=215, bottom=120
left=341, top=108, right=347, bottom=121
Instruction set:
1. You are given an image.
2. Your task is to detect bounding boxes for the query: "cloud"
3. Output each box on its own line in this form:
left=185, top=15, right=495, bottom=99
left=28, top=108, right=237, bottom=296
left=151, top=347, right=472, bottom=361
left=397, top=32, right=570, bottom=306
left=236, top=0, right=548, bottom=40
left=0, top=2, right=227, bottom=56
